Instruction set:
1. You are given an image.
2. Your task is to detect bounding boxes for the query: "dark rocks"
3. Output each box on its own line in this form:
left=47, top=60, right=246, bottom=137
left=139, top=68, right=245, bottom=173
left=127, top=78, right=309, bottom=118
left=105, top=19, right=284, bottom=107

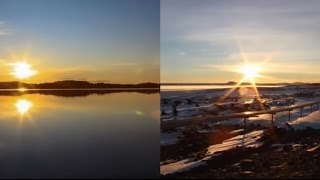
left=240, top=159, right=254, bottom=171
left=292, top=144, right=303, bottom=151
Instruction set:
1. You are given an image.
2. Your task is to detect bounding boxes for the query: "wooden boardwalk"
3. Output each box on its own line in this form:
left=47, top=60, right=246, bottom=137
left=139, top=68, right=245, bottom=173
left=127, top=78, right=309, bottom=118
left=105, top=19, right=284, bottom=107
left=161, top=99, right=320, bottom=129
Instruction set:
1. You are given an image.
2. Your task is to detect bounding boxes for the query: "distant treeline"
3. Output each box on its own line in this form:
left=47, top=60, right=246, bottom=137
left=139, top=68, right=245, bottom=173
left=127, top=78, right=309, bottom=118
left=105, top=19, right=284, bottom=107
left=0, top=80, right=160, bottom=89
left=0, top=89, right=159, bottom=97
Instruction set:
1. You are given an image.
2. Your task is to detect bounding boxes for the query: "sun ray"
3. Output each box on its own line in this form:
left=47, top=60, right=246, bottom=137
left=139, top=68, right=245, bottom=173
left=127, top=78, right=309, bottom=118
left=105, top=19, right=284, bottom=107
left=249, top=77, right=266, bottom=111
left=218, top=77, right=246, bottom=103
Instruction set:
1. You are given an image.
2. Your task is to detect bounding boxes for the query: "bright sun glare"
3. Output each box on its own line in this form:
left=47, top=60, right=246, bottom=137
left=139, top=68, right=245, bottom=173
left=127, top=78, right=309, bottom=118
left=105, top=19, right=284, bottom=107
left=16, top=99, right=32, bottom=115
left=9, top=61, right=37, bottom=80
left=240, top=65, right=261, bottom=80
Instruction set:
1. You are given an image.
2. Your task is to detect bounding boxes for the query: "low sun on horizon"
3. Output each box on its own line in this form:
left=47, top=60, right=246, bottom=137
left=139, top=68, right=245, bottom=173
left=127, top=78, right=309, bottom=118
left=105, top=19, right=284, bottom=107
left=239, top=64, right=262, bottom=81
left=8, top=61, right=37, bottom=80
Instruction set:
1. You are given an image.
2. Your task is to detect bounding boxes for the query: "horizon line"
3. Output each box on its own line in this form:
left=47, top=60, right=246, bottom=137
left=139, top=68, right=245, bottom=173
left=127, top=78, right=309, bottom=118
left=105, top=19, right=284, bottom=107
left=161, top=82, right=320, bottom=85
left=0, top=80, right=160, bottom=85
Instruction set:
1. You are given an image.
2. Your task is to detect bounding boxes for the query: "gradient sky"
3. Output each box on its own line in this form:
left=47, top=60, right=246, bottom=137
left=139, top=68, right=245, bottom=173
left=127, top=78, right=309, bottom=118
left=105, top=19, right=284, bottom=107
left=0, top=0, right=159, bottom=84
left=161, top=0, right=320, bottom=83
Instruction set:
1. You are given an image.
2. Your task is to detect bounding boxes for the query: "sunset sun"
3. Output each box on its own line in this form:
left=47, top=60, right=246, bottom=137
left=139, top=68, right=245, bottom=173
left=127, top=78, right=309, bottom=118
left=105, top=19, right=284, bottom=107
left=240, top=64, right=261, bottom=80
left=9, top=61, right=37, bottom=80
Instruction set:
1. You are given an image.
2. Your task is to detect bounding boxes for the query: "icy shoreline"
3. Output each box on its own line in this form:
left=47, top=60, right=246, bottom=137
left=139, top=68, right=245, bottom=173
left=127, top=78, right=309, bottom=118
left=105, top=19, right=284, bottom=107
left=161, top=85, right=320, bottom=176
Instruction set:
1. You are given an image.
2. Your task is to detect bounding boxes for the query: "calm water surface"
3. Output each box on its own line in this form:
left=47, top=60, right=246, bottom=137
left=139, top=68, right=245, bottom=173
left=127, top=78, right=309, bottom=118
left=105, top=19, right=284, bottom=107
left=0, top=91, right=159, bottom=178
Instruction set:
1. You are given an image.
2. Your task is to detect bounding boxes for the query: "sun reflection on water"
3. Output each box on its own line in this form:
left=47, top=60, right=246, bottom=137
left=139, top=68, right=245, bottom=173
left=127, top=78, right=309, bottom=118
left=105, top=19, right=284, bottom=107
left=16, top=99, right=32, bottom=115
left=18, top=88, right=27, bottom=92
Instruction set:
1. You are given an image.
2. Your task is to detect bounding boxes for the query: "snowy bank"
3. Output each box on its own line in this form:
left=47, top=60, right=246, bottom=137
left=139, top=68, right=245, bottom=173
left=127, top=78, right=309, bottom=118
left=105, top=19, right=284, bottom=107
left=289, top=111, right=320, bottom=130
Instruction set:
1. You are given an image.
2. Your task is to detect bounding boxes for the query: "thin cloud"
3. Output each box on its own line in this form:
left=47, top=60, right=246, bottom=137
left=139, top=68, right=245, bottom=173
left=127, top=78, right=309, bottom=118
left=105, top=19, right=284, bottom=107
left=0, top=21, right=9, bottom=35
left=0, top=32, right=9, bottom=35
left=111, top=63, right=138, bottom=66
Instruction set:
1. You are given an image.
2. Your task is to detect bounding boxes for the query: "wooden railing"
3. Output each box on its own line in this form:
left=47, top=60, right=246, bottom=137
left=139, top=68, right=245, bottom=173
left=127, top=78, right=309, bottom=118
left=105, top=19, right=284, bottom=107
left=161, top=99, right=320, bottom=129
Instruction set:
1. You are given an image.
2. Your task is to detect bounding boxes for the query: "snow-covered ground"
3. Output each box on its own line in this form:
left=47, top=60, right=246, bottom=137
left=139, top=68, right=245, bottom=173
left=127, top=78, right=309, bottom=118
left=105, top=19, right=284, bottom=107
left=161, top=86, right=320, bottom=119
left=160, top=130, right=265, bottom=175
left=160, top=85, right=320, bottom=175
left=160, top=99, right=319, bottom=146
left=161, top=85, right=320, bottom=125
left=161, top=109, right=320, bottom=175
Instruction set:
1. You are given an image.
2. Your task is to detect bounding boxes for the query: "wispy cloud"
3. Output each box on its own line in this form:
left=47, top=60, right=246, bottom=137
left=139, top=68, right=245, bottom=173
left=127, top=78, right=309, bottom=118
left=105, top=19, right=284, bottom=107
left=161, top=0, right=320, bottom=83
left=0, top=21, right=9, bottom=35
left=111, top=63, right=137, bottom=66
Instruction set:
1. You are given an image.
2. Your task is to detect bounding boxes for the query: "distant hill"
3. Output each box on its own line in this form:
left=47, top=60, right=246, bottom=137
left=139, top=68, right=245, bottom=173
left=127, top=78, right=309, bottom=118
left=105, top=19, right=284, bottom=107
left=161, top=82, right=320, bottom=86
left=0, top=80, right=160, bottom=89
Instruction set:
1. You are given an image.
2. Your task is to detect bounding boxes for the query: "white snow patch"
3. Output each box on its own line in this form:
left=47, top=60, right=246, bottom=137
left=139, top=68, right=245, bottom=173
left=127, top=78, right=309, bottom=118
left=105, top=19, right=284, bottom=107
left=289, top=111, right=320, bottom=130
left=207, top=130, right=264, bottom=155
left=229, top=129, right=244, bottom=135
left=160, top=158, right=206, bottom=175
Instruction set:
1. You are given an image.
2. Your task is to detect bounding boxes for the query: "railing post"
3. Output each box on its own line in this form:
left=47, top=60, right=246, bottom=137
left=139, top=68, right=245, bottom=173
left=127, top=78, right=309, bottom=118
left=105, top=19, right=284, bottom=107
left=288, top=111, right=291, bottom=121
left=300, top=108, right=303, bottom=117
left=243, top=117, right=247, bottom=129
left=271, top=113, right=274, bottom=126
left=317, top=103, right=319, bottom=110
left=311, top=105, right=313, bottom=113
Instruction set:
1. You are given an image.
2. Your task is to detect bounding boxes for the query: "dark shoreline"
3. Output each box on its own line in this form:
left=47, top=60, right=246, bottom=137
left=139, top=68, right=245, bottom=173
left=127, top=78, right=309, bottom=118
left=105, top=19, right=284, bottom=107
left=0, top=89, right=160, bottom=97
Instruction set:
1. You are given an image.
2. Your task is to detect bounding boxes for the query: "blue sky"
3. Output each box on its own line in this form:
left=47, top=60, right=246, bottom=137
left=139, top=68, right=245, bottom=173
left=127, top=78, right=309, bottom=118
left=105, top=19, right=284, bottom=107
left=161, top=0, right=320, bottom=83
left=0, top=0, right=159, bottom=83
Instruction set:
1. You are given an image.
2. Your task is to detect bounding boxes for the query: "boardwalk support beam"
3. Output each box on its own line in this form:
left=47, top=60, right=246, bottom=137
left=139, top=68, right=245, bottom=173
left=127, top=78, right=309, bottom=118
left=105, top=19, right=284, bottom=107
left=288, top=111, right=291, bottom=121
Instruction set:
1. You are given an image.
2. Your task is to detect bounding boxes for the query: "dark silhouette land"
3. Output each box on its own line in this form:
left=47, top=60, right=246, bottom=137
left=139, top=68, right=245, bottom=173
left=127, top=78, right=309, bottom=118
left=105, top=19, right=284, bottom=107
left=0, top=80, right=160, bottom=97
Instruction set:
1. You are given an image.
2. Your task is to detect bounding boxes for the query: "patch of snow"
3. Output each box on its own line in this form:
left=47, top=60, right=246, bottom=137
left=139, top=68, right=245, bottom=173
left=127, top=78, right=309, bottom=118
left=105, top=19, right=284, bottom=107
left=160, top=158, right=206, bottom=175
left=207, top=130, right=264, bottom=155
left=289, top=111, right=320, bottom=130
left=229, top=129, right=244, bottom=135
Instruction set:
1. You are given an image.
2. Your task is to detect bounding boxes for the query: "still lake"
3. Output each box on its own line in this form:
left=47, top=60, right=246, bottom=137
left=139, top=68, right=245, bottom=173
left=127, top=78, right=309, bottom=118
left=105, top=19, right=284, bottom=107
left=0, top=90, right=159, bottom=178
